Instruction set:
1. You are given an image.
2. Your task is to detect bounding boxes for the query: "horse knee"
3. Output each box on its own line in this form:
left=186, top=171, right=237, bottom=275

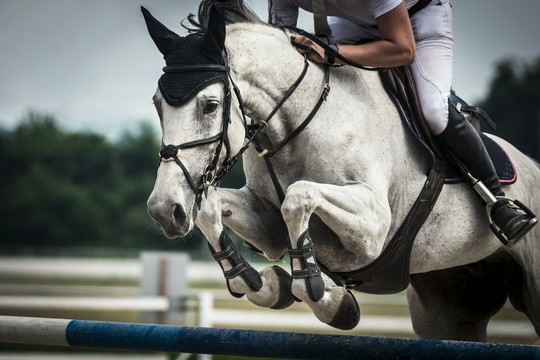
left=281, top=181, right=318, bottom=225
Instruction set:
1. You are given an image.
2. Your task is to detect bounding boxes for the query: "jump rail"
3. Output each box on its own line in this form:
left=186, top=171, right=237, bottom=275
left=1, top=316, right=539, bottom=360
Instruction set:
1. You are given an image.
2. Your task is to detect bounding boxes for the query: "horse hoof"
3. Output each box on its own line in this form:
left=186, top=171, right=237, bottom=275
left=269, top=266, right=296, bottom=310
left=327, top=289, right=361, bottom=330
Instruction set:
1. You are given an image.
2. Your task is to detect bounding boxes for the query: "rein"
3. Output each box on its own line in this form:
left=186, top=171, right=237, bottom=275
left=158, top=46, right=330, bottom=207
left=287, top=27, right=386, bottom=72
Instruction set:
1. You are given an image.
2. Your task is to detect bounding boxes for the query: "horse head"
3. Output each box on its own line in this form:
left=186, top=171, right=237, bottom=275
left=143, top=6, right=246, bottom=238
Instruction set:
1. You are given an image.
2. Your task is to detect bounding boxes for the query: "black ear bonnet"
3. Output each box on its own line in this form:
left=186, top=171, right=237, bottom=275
left=141, top=6, right=227, bottom=106
left=159, top=34, right=227, bottom=106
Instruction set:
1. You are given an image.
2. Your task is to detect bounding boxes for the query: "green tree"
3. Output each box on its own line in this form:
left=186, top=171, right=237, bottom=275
left=0, top=113, right=112, bottom=248
left=0, top=113, right=211, bottom=256
left=478, top=56, right=540, bottom=161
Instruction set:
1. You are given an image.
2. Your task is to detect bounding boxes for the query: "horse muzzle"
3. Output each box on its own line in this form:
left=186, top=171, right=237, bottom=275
left=147, top=197, right=195, bottom=238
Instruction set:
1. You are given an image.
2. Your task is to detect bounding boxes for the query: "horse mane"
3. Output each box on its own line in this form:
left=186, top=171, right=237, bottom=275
left=183, top=0, right=264, bottom=32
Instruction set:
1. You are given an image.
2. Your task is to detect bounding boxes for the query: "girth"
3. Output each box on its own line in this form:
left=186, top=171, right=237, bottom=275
left=323, top=68, right=446, bottom=294
left=331, top=167, right=445, bottom=293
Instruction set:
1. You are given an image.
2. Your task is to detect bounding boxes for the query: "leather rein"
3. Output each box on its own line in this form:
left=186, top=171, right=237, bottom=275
left=158, top=44, right=332, bottom=207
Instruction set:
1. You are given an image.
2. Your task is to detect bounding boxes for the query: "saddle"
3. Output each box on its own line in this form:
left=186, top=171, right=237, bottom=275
left=383, top=66, right=517, bottom=184
left=330, top=66, right=516, bottom=294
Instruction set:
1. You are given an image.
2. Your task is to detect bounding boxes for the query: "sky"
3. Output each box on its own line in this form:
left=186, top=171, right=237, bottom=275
left=1, top=0, right=539, bottom=139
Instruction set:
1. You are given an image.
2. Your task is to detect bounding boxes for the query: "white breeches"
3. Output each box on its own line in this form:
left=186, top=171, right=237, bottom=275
left=410, top=0, right=454, bottom=135
left=329, top=0, right=455, bottom=136
left=269, top=0, right=454, bottom=135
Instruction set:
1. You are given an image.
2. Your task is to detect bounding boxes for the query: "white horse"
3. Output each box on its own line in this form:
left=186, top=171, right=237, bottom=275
left=142, top=1, right=540, bottom=341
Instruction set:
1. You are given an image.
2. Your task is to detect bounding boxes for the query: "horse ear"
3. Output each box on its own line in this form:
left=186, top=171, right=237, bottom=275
left=141, top=6, right=180, bottom=56
left=203, top=6, right=226, bottom=56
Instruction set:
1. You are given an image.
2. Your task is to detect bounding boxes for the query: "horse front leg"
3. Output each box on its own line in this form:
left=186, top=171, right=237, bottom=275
left=195, top=189, right=262, bottom=300
left=281, top=180, right=392, bottom=330
left=197, top=186, right=295, bottom=310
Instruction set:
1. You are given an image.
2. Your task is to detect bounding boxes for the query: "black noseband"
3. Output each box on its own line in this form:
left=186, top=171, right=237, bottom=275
left=159, top=144, right=178, bottom=159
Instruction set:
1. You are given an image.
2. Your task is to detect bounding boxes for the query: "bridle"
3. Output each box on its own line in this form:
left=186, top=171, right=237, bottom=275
left=157, top=30, right=371, bottom=208
left=157, top=53, right=239, bottom=209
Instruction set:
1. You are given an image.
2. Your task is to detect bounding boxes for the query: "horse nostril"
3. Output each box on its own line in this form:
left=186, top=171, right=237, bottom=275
left=172, top=204, right=186, bottom=225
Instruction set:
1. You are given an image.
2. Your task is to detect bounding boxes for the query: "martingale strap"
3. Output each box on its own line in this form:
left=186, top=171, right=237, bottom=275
left=249, top=52, right=331, bottom=203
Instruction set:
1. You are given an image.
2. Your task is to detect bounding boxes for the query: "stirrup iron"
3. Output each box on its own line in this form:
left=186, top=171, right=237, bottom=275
left=468, top=174, right=537, bottom=245
left=443, top=142, right=537, bottom=245
left=486, top=197, right=538, bottom=245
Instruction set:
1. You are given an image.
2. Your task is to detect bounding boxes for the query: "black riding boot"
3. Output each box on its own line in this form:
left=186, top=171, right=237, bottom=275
left=435, top=102, right=537, bottom=244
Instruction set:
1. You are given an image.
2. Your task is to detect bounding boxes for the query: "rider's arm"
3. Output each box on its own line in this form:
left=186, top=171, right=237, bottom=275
left=339, top=1, right=416, bottom=67
left=291, top=1, right=416, bottom=67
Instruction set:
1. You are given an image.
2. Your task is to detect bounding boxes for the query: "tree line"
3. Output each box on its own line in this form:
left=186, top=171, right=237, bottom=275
left=0, top=56, right=538, bottom=257
left=478, top=57, right=540, bottom=160
left=0, top=113, right=245, bottom=258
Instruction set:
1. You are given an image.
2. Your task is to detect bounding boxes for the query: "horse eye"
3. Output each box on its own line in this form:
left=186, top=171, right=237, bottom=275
left=204, top=100, right=219, bottom=114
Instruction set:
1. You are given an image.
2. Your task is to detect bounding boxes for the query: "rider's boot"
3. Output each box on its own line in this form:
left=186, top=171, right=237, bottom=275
left=435, top=102, right=537, bottom=244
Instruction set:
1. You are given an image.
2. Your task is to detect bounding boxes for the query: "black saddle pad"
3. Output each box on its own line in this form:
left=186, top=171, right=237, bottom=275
left=444, top=133, right=517, bottom=185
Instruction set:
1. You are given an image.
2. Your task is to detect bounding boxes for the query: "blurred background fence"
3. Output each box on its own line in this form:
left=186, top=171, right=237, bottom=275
left=0, top=254, right=537, bottom=357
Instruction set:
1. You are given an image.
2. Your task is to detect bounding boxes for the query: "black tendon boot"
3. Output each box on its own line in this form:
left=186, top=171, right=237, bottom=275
left=436, top=101, right=537, bottom=244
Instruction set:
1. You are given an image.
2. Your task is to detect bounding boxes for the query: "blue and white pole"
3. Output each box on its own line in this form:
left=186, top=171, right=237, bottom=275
left=1, top=316, right=539, bottom=360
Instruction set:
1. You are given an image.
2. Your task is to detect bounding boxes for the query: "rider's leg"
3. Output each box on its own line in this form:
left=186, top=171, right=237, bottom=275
left=436, top=105, right=537, bottom=243
left=410, top=1, right=536, bottom=244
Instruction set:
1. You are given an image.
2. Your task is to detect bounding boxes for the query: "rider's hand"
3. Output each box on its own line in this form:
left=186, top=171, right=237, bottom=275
left=290, top=35, right=326, bottom=64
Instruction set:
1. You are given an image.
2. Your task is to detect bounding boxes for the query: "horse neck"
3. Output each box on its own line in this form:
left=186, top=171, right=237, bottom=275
left=226, top=24, right=428, bottom=186
left=226, top=25, right=326, bottom=141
